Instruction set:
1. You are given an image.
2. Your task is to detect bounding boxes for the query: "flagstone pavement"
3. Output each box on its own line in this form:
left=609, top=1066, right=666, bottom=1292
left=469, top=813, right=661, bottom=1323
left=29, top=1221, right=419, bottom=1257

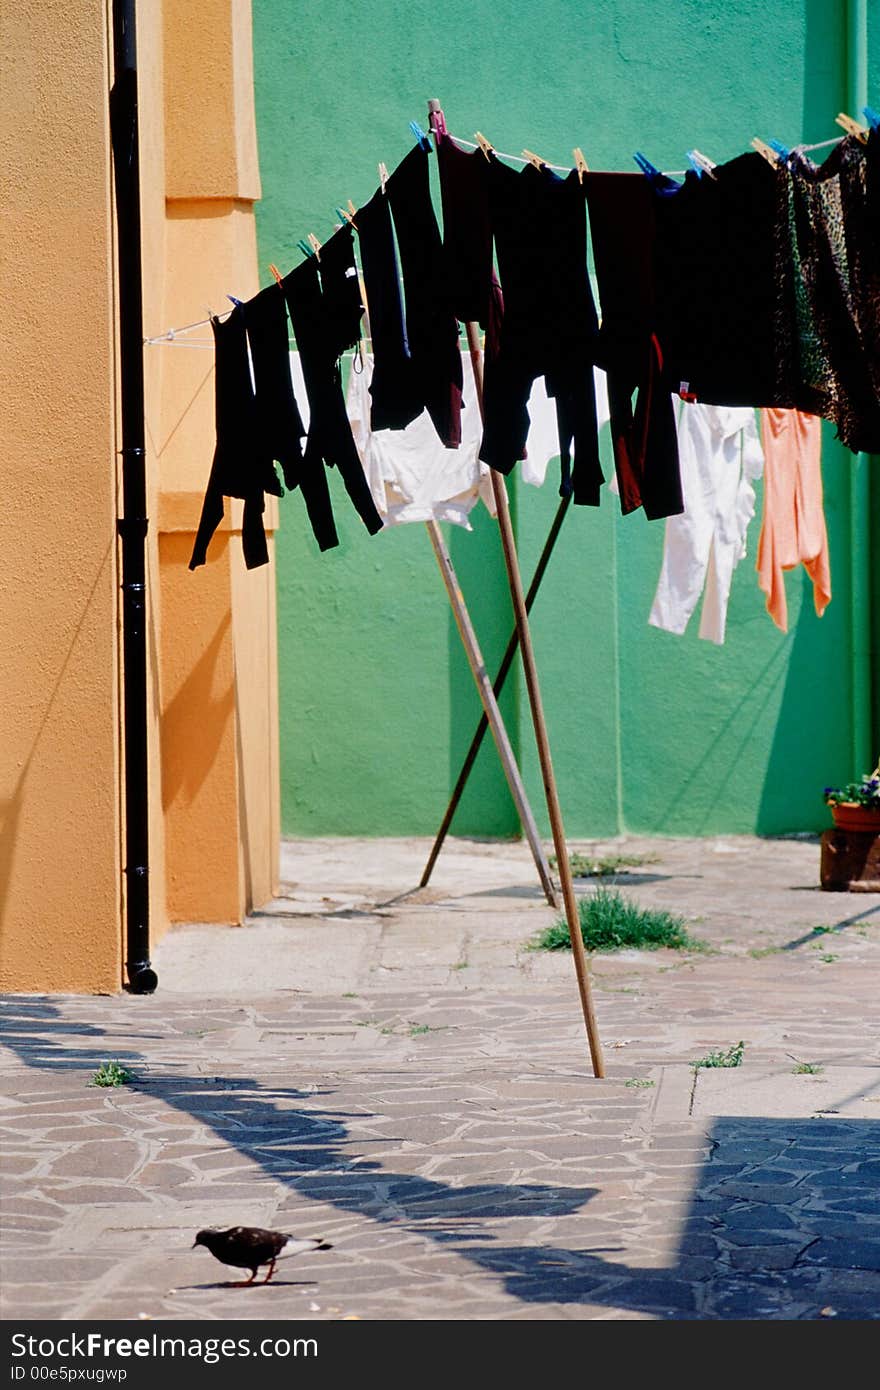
left=2, top=834, right=879, bottom=1322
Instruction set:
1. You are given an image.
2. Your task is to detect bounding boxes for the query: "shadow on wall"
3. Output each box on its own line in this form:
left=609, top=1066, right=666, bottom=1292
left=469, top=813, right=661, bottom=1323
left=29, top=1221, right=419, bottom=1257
left=0, top=544, right=113, bottom=938
left=161, top=609, right=234, bottom=812
left=3, top=999, right=879, bottom=1319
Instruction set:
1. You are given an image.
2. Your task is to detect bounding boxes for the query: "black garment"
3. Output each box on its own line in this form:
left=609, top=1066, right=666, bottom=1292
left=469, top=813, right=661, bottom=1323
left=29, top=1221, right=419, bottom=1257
left=840, top=127, right=880, bottom=402
left=776, top=139, right=880, bottom=452
left=386, top=143, right=463, bottom=447
left=318, top=224, right=364, bottom=354
left=189, top=307, right=282, bottom=571
left=242, top=284, right=305, bottom=490
left=584, top=171, right=681, bottom=520
left=355, top=187, right=422, bottom=431
left=283, top=257, right=384, bottom=541
left=652, top=153, right=783, bottom=409
left=435, top=128, right=503, bottom=350
left=243, top=284, right=338, bottom=551
left=480, top=159, right=602, bottom=505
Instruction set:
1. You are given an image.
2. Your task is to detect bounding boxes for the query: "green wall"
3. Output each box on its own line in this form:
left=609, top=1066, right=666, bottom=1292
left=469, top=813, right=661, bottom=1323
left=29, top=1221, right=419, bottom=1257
left=252, top=0, right=877, bottom=840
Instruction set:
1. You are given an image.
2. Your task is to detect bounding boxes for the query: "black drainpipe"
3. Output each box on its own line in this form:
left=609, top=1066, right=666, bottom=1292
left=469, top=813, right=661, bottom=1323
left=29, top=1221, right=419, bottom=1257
left=109, top=0, right=158, bottom=993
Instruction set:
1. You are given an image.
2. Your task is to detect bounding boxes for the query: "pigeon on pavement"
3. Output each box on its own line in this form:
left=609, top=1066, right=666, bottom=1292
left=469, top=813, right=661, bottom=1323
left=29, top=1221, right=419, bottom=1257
left=193, top=1226, right=332, bottom=1285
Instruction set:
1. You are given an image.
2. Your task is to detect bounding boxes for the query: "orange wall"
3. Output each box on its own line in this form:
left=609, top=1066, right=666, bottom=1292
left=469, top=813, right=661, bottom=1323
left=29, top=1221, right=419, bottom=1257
left=0, top=0, right=279, bottom=992
left=1, top=0, right=122, bottom=993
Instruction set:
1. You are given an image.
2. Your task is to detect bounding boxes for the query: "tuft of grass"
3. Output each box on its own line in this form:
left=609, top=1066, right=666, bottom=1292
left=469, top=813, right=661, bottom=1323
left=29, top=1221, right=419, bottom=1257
left=692, top=1041, right=744, bottom=1071
left=791, top=1061, right=824, bottom=1075
left=408, top=1024, right=431, bottom=1036
left=625, top=1077, right=655, bottom=1088
left=748, top=946, right=780, bottom=959
left=819, top=954, right=838, bottom=964
left=531, top=886, right=703, bottom=954
left=89, top=1061, right=133, bottom=1088
left=810, top=926, right=834, bottom=936
left=550, top=851, right=660, bottom=878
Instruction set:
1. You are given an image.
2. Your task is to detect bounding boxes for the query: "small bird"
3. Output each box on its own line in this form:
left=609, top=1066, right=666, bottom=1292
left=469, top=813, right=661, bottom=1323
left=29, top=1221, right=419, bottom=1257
left=193, top=1226, right=332, bottom=1286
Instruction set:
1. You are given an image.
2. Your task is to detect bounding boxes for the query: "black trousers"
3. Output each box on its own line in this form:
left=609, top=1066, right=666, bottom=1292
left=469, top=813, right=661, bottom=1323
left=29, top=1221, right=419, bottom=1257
left=585, top=171, right=681, bottom=520
left=481, top=159, right=602, bottom=505
left=355, top=187, right=422, bottom=431
left=283, top=257, right=384, bottom=540
left=387, top=143, right=463, bottom=448
left=189, top=306, right=282, bottom=571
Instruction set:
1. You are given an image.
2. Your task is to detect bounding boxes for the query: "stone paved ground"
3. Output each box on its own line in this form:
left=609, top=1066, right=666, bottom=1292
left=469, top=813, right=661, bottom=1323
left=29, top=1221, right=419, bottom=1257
left=1, top=835, right=879, bottom=1321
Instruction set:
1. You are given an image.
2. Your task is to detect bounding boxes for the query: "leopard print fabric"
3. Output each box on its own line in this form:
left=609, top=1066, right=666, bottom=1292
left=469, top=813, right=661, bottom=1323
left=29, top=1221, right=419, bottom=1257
left=774, top=135, right=880, bottom=453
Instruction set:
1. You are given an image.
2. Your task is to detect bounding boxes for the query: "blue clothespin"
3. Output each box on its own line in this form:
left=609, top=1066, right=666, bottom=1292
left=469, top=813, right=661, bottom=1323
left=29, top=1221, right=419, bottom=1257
left=633, top=150, right=659, bottom=177
left=686, top=150, right=706, bottom=178
left=226, top=295, right=243, bottom=307
left=768, top=138, right=791, bottom=163
left=633, top=151, right=680, bottom=195
left=409, top=119, right=432, bottom=151
left=863, top=105, right=880, bottom=130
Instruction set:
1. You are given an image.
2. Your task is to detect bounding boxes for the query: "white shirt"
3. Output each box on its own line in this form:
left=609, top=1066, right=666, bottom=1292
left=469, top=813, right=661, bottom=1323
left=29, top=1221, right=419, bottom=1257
left=648, top=402, right=764, bottom=645
left=345, top=351, right=563, bottom=528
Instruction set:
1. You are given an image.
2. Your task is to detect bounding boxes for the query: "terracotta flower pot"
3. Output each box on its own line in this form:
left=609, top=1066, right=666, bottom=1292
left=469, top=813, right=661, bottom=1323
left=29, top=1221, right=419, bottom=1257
left=829, top=801, right=880, bottom=833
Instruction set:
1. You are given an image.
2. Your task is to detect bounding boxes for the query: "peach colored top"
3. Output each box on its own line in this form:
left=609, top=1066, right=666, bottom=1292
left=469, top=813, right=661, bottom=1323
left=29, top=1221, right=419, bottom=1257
left=756, top=410, right=831, bottom=633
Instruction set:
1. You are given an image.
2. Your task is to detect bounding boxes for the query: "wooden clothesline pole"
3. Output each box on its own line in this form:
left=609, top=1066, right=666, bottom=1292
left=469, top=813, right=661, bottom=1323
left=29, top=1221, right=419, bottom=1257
left=425, top=520, right=557, bottom=907
left=468, top=324, right=604, bottom=1078
left=429, top=91, right=603, bottom=1076
left=420, top=492, right=571, bottom=888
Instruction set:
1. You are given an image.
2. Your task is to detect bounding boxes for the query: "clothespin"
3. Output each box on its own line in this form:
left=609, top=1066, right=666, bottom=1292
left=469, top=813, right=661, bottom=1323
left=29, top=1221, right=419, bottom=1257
left=378, top=162, right=389, bottom=194
left=750, top=137, right=781, bottom=167
left=573, top=147, right=589, bottom=182
left=348, top=199, right=358, bottom=217
left=686, top=149, right=718, bottom=179
left=863, top=105, right=880, bottom=130
left=836, top=112, right=869, bottom=143
left=634, top=151, right=680, bottom=193
left=307, top=233, right=322, bottom=258
left=226, top=295, right=243, bottom=307
left=474, top=131, right=494, bottom=160
left=633, top=151, right=660, bottom=177
left=409, top=119, right=431, bottom=151
left=768, top=138, right=791, bottom=163
left=522, top=149, right=547, bottom=169
left=268, top=264, right=284, bottom=286
left=297, top=238, right=314, bottom=258
left=336, top=206, right=358, bottom=230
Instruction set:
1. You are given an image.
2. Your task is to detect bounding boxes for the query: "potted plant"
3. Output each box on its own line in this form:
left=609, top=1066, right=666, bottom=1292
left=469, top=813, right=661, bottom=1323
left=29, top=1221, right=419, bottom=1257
left=823, top=760, right=880, bottom=833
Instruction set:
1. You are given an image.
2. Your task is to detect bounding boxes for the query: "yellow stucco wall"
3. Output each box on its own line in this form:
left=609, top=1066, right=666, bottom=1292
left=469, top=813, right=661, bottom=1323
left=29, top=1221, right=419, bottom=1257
left=1, top=0, right=122, bottom=993
left=1, top=0, right=279, bottom=992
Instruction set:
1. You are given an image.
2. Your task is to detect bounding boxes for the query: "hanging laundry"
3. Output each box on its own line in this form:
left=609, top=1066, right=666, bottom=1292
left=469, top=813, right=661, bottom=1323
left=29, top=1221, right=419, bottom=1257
left=776, top=138, right=880, bottom=453
left=282, top=255, right=384, bottom=544
left=584, top=172, right=682, bottom=518
left=519, top=368, right=612, bottom=488
left=189, top=306, right=283, bottom=572
left=652, top=153, right=783, bottom=409
left=433, top=117, right=504, bottom=352
left=480, top=158, right=603, bottom=505
left=355, top=186, right=423, bottom=431
left=346, top=350, right=562, bottom=527
left=386, top=144, right=463, bottom=448
left=318, top=222, right=365, bottom=353
left=242, top=284, right=306, bottom=490
left=756, top=409, right=831, bottom=633
left=649, top=403, right=764, bottom=645
left=838, top=126, right=880, bottom=404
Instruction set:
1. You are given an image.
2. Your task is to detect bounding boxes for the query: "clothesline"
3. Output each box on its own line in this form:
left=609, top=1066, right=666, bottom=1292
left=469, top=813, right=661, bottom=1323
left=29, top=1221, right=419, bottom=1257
left=143, top=124, right=848, bottom=346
